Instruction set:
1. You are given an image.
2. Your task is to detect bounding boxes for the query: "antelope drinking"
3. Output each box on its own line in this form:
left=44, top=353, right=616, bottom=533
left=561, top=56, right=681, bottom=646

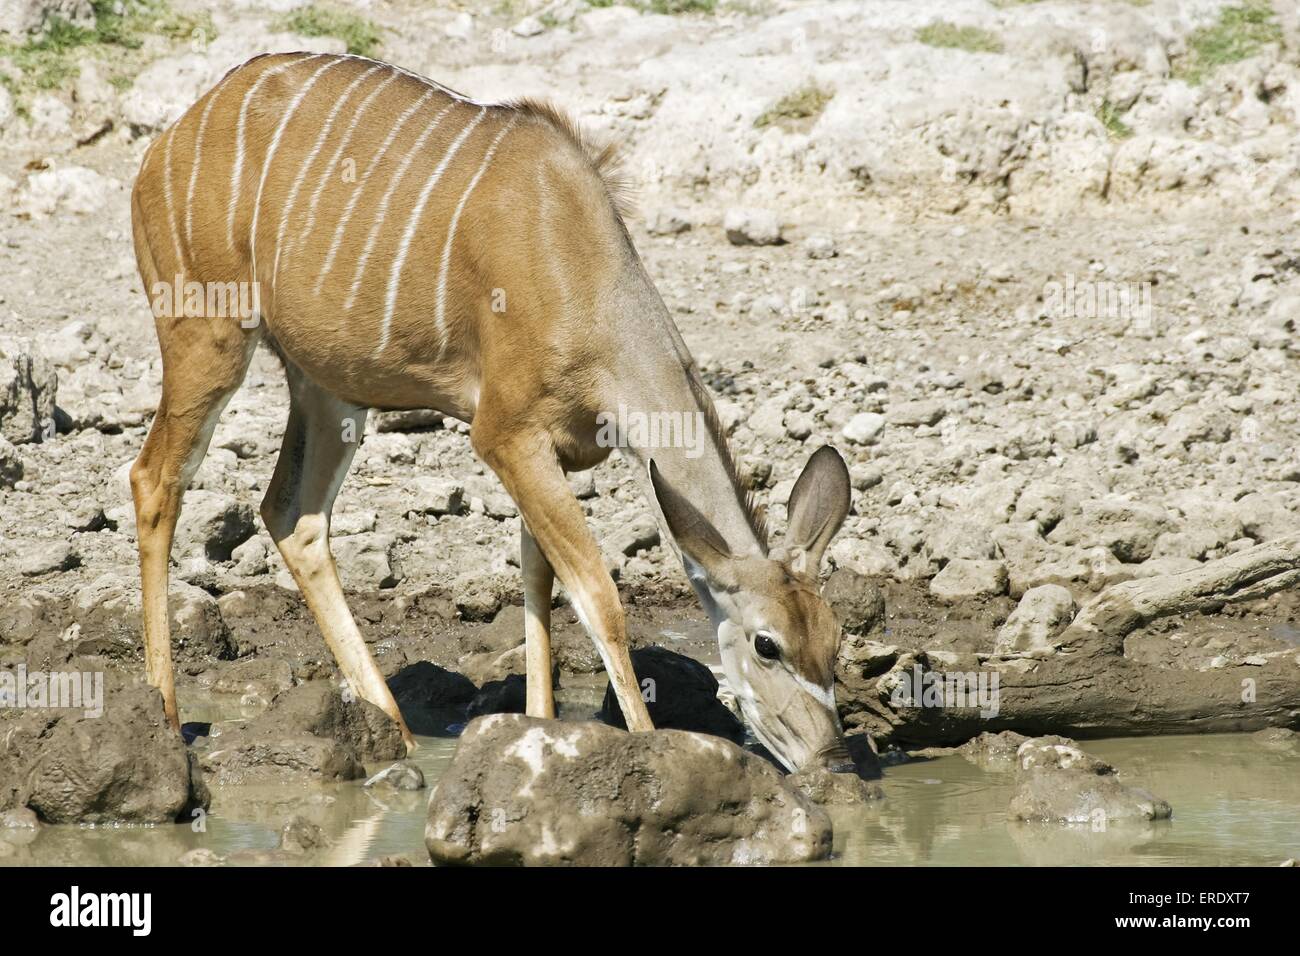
left=129, top=52, right=857, bottom=775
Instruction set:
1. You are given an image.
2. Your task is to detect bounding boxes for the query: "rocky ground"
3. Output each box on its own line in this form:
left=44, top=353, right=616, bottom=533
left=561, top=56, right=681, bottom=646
left=2, top=0, right=1300, bottom=852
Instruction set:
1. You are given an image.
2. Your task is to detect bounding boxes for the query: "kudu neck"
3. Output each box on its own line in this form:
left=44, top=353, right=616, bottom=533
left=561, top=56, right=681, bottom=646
left=606, top=273, right=767, bottom=563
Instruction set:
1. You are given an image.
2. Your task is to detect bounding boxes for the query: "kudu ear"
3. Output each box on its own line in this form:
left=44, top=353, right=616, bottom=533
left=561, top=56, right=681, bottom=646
left=785, top=445, right=851, bottom=577
left=648, top=459, right=733, bottom=582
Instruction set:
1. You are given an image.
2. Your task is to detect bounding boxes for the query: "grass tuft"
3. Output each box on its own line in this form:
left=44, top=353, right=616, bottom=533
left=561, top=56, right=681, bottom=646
left=755, top=84, right=832, bottom=128
left=587, top=0, right=718, bottom=14
left=0, top=1, right=215, bottom=93
left=1097, top=99, right=1133, bottom=139
left=1175, top=1, right=1283, bottom=84
left=916, top=21, right=1004, bottom=54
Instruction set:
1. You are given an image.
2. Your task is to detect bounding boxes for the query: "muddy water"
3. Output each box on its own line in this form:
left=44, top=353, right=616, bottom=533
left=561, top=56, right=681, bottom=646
left=5, top=727, right=1297, bottom=867
left=829, top=736, right=1300, bottom=866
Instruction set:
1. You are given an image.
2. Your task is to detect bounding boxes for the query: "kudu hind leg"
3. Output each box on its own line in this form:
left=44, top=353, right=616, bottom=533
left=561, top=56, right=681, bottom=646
left=260, top=371, right=415, bottom=750
left=131, top=349, right=252, bottom=730
left=476, top=429, right=652, bottom=731
left=521, top=522, right=556, bottom=718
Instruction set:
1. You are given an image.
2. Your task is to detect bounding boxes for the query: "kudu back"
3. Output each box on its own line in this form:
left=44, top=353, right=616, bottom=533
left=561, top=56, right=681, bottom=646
left=130, top=52, right=857, bottom=773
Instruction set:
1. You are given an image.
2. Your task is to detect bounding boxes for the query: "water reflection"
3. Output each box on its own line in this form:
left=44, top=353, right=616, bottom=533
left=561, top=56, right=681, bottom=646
left=2, top=732, right=1296, bottom=866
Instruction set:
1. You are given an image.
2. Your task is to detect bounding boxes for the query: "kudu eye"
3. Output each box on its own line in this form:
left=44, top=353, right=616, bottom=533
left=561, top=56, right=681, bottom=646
left=754, top=632, right=781, bottom=660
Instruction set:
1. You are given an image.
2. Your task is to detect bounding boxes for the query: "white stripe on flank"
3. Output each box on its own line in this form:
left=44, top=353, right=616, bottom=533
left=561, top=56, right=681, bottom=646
left=428, top=114, right=515, bottom=358
left=314, top=88, right=436, bottom=296
left=185, top=69, right=240, bottom=250
left=378, top=107, right=496, bottom=355
left=342, top=102, right=457, bottom=312
left=295, top=70, right=400, bottom=254
left=161, top=125, right=186, bottom=272
left=272, top=65, right=382, bottom=287
left=226, top=54, right=317, bottom=252
left=249, top=57, right=343, bottom=289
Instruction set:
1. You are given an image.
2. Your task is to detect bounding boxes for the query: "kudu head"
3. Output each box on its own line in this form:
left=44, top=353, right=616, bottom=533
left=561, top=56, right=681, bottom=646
left=650, top=445, right=855, bottom=775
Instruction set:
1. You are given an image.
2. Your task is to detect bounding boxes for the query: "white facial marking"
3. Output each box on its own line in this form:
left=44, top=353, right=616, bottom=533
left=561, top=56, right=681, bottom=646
left=792, top=671, right=836, bottom=709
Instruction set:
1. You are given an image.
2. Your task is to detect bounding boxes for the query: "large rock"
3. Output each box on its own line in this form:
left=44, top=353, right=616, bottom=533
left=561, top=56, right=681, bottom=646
left=194, top=682, right=405, bottom=784
left=597, top=646, right=746, bottom=745
left=332, top=532, right=403, bottom=590
left=994, top=584, right=1077, bottom=654
left=70, top=574, right=236, bottom=662
left=0, top=338, right=57, bottom=444
left=1007, top=737, right=1172, bottom=825
left=176, top=490, right=256, bottom=561
left=426, top=714, right=831, bottom=865
left=0, top=436, right=22, bottom=487
left=0, top=685, right=208, bottom=824
left=929, top=559, right=1008, bottom=602
left=723, top=208, right=784, bottom=246
left=1046, top=498, right=1172, bottom=564
left=823, top=567, right=885, bottom=636
left=841, top=412, right=886, bottom=446
left=12, top=166, right=122, bottom=220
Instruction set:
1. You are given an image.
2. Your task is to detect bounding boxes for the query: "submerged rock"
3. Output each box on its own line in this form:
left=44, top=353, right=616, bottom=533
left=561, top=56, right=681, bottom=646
left=426, top=714, right=831, bottom=865
left=279, top=815, right=330, bottom=855
left=1007, top=737, right=1172, bottom=825
left=597, top=646, right=746, bottom=744
left=957, top=730, right=1033, bottom=771
left=0, top=685, right=208, bottom=824
left=1252, top=727, right=1299, bottom=754
left=787, top=765, right=884, bottom=805
left=364, top=761, right=426, bottom=791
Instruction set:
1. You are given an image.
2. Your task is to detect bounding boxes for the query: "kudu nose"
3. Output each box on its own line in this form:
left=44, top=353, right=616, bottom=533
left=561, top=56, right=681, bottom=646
left=813, top=740, right=861, bottom=777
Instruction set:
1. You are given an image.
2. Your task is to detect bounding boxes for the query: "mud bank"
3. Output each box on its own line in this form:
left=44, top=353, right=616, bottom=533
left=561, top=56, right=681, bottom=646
left=5, top=568, right=1297, bottom=760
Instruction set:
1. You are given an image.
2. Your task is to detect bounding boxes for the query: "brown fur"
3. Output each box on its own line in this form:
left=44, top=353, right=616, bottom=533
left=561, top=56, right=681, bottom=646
left=128, top=52, right=661, bottom=743
left=128, top=54, right=843, bottom=771
left=505, top=97, right=636, bottom=221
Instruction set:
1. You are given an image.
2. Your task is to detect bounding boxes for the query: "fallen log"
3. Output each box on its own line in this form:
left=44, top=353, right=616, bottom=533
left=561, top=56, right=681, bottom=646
left=837, top=535, right=1300, bottom=747
left=1061, top=533, right=1300, bottom=655
left=839, top=646, right=1300, bottom=747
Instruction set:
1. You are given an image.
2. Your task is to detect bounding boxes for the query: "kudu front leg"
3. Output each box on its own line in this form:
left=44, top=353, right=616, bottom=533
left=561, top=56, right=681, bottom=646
left=476, top=430, right=652, bottom=732
left=520, top=522, right=557, bottom=719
